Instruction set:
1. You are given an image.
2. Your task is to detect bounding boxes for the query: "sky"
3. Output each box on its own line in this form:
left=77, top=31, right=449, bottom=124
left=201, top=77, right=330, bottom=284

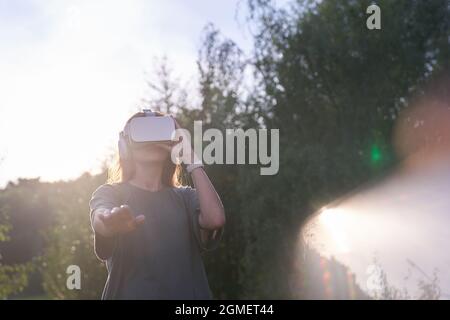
left=0, top=0, right=268, bottom=187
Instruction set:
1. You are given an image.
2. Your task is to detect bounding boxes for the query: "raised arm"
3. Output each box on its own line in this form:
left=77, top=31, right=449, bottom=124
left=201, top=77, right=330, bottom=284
left=190, top=168, right=226, bottom=230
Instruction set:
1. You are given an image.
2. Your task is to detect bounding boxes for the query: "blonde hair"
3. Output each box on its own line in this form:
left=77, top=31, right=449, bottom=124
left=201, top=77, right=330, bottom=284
left=107, top=111, right=183, bottom=187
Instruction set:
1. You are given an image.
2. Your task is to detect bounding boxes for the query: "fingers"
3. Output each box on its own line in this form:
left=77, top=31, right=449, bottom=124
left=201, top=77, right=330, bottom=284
left=112, top=205, right=133, bottom=220
left=102, top=206, right=145, bottom=234
left=170, top=115, right=181, bottom=129
left=135, top=214, right=146, bottom=226
left=124, top=214, right=145, bottom=231
left=120, top=204, right=132, bottom=215
left=98, top=209, right=113, bottom=222
left=97, top=212, right=107, bottom=222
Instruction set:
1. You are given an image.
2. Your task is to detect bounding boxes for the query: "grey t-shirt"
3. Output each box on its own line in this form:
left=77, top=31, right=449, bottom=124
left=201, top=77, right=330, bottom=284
left=89, top=182, right=223, bottom=300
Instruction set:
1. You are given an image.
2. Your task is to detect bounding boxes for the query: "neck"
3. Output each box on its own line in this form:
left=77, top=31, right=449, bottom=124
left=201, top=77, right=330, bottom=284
left=129, top=162, right=165, bottom=191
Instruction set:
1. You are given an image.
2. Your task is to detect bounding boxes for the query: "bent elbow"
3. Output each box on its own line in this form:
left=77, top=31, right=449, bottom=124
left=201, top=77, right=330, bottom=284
left=200, top=209, right=226, bottom=230
left=210, top=209, right=226, bottom=229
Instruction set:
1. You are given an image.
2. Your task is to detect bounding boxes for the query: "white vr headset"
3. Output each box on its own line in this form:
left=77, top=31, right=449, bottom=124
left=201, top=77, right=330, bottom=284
left=118, top=109, right=177, bottom=160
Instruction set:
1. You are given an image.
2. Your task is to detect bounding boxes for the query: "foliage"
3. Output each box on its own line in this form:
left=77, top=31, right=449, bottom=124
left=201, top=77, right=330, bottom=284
left=235, top=0, right=450, bottom=298
left=38, top=173, right=108, bottom=299
left=0, top=193, right=33, bottom=299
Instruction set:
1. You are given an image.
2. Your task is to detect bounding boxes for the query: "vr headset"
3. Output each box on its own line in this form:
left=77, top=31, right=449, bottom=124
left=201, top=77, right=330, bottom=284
left=118, top=109, right=177, bottom=160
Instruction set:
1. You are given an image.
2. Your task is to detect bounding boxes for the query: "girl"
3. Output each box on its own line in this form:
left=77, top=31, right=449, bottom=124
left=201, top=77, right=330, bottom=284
left=89, top=111, right=225, bottom=299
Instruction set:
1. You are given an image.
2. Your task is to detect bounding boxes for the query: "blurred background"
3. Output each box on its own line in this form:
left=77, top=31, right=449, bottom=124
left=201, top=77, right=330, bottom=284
left=0, top=0, right=449, bottom=299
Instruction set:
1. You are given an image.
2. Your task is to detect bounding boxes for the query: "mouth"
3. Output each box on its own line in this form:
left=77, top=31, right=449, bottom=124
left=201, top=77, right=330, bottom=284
left=131, top=142, right=173, bottom=153
left=150, top=142, right=173, bottom=148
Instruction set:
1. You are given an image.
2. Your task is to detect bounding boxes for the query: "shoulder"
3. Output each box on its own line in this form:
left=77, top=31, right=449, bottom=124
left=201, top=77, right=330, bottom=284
left=174, top=185, right=195, bottom=192
left=172, top=185, right=199, bottom=210
left=89, top=183, right=120, bottom=213
left=92, top=182, right=123, bottom=196
left=90, top=182, right=128, bottom=204
left=173, top=185, right=197, bottom=198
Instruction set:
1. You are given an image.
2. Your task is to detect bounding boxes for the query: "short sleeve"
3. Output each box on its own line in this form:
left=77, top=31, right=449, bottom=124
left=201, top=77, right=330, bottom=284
left=89, top=184, right=121, bottom=260
left=181, top=187, right=224, bottom=253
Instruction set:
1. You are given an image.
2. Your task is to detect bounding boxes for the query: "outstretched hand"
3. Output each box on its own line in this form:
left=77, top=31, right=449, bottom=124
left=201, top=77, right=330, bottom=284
left=96, top=205, right=145, bottom=237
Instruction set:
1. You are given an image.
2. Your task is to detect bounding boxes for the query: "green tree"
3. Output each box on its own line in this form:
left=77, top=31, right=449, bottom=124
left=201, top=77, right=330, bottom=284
left=232, top=0, right=450, bottom=298
left=39, top=172, right=108, bottom=299
left=0, top=195, right=32, bottom=298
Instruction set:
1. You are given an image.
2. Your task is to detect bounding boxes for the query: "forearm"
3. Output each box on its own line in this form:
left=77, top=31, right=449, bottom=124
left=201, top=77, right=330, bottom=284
left=191, top=167, right=226, bottom=229
left=91, top=209, right=115, bottom=260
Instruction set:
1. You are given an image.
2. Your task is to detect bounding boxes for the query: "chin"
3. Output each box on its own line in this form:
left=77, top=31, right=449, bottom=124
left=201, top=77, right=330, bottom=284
left=133, top=149, right=169, bottom=164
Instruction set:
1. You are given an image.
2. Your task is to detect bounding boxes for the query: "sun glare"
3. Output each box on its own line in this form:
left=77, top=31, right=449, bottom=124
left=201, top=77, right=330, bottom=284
left=0, top=0, right=226, bottom=186
left=318, top=208, right=351, bottom=254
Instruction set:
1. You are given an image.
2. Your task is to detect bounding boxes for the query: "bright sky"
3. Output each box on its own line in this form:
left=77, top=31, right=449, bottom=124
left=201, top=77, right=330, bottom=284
left=0, top=0, right=262, bottom=187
